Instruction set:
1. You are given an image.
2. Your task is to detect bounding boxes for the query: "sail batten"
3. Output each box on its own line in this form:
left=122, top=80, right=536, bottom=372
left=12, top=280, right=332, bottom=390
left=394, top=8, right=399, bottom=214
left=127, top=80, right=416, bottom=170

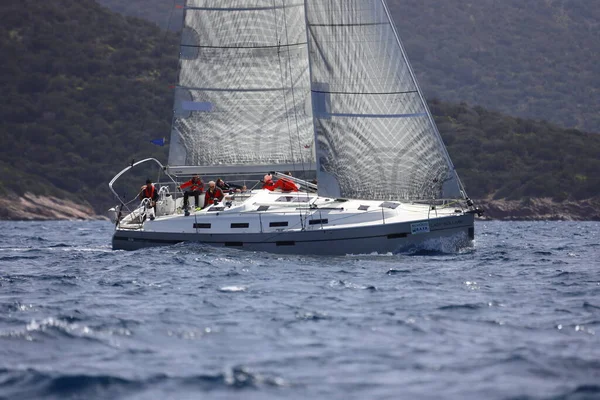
left=313, top=89, right=419, bottom=95
left=178, top=86, right=290, bottom=92
left=326, top=113, right=427, bottom=119
left=180, top=43, right=307, bottom=49
left=185, top=4, right=304, bottom=12
left=308, top=22, right=387, bottom=27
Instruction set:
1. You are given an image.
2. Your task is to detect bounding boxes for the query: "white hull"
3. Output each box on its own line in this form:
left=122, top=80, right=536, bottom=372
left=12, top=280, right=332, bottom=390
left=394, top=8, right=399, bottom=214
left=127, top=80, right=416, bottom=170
left=112, top=190, right=475, bottom=255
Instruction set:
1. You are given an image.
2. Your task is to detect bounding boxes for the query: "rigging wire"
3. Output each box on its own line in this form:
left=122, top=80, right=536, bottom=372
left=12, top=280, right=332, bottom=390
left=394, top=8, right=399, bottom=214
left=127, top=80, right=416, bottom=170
left=281, top=0, right=316, bottom=228
left=272, top=0, right=311, bottom=229
left=272, top=0, right=297, bottom=171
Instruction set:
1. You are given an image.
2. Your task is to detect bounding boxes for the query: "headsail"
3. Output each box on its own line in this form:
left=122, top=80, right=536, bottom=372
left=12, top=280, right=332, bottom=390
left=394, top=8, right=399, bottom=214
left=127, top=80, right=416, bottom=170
left=169, top=0, right=314, bottom=172
left=305, top=0, right=464, bottom=200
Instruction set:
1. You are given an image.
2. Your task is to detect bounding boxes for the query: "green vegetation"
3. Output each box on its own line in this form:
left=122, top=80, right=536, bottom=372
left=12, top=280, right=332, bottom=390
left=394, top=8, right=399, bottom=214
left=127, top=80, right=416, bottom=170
left=98, top=0, right=600, bottom=133
left=430, top=100, right=600, bottom=201
left=390, top=0, right=600, bottom=133
left=0, top=0, right=598, bottom=216
left=0, top=0, right=176, bottom=210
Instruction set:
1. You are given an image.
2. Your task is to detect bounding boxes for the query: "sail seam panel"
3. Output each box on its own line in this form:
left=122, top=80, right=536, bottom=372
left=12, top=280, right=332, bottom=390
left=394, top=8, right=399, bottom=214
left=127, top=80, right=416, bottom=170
left=323, top=113, right=427, bottom=119
left=178, top=86, right=289, bottom=92
left=308, top=22, right=387, bottom=27
left=180, top=43, right=307, bottom=49
left=186, top=4, right=304, bottom=12
left=312, top=90, right=418, bottom=95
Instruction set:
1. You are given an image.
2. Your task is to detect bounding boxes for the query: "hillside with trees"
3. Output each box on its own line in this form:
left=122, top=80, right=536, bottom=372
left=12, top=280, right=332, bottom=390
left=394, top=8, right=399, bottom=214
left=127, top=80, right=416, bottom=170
left=96, top=0, right=600, bottom=133
left=0, top=0, right=175, bottom=210
left=0, top=0, right=599, bottom=218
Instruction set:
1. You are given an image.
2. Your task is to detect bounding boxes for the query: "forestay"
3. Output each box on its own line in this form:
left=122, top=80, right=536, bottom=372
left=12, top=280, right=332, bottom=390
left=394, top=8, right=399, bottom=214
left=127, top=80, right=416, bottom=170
left=169, top=0, right=314, bottom=171
left=305, top=0, right=463, bottom=200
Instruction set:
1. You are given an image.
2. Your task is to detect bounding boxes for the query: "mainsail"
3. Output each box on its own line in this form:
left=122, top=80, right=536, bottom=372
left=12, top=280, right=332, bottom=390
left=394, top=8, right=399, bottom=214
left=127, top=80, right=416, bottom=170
left=305, top=0, right=463, bottom=200
left=169, top=0, right=314, bottom=171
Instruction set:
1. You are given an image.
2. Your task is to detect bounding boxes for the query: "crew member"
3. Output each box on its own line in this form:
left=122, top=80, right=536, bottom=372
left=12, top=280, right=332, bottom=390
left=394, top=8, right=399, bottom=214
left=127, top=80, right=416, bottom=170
left=262, top=174, right=276, bottom=190
left=215, top=178, right=230, bottom=192
left=140, top=179, right=159, bottom=203
left=203, top=181, right=224, bottom=208
left=140, top=179, right=159, bottom=217
left=272, top=172, right=299, bottom=192
left=179, top=175, right=204, bottom=210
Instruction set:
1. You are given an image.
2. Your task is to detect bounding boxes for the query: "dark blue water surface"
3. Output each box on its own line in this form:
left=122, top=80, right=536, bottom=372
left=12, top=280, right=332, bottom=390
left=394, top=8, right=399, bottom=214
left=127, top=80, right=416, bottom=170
left=0, top=221, right=599, bottom=400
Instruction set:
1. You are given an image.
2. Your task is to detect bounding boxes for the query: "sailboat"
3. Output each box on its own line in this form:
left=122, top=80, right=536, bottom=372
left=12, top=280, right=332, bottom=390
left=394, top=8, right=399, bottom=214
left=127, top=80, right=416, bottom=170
left=109, top=0, right=482, bottom=254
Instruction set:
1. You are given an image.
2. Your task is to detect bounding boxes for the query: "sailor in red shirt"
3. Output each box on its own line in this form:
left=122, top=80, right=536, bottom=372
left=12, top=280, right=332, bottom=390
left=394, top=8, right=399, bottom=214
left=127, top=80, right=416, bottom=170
left=179, top=175, right=204, bottom=210
left=262, top=174, right=276, bottom=190
left=139, top=179, right=159, bottom=219
left=140, top=179, right=159, bottom=203
left=203, top=181, right=224, bottom=208
left=263, top=172, right=299, bottom=192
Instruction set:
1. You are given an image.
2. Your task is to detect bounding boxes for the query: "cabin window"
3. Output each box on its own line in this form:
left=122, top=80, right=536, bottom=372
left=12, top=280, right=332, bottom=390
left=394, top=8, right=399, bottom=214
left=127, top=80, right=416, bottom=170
left=257, top=205, right=270, bottom=211
left=193, top=223, right=211, bottom=229
left=309, top=219, right=328, bottom=225
left=231, top=223, right=249, bottom=228
left=269, top=221, right=289, bottom=227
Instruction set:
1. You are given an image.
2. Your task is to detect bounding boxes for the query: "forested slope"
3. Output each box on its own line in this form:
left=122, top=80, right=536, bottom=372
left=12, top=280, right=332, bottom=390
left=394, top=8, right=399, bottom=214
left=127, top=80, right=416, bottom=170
left=0, top=0, right=598, bottom=217
left=96, top=0, right=600, bottom=132
left=0, top=0, right=175, bottom=209
left=388, top=0, right=599, bottom=133
left=431, top=101, right=600, bottom=201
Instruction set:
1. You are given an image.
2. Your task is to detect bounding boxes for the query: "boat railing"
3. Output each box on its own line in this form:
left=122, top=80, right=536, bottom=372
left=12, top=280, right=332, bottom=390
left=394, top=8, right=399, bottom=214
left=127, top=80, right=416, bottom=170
left=109, top=158, right=180, bottom=222
left=109, top=158, right=179, bottom=197
left=415, top=198, right=467, bottom=219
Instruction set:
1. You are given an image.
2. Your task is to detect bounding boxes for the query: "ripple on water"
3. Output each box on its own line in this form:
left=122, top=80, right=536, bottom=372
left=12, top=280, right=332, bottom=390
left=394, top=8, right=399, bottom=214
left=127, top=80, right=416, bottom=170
left=0, top=365, right=286, bottom=399
left=218, top=286, right=247, bottom=293
left=0, top=220, right=599, bottom=399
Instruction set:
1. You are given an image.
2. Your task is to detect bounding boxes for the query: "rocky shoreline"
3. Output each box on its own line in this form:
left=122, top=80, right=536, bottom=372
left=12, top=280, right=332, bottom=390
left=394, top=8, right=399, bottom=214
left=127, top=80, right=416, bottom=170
left=0, top=192, right=106, bottom=221
left=0, top=193, right=598, bottom=222
left=476, top=197, right=600, bottom=221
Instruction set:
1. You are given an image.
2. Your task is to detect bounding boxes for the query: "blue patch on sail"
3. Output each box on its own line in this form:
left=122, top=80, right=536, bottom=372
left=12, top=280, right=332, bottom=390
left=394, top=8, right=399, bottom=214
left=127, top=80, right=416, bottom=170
left=181, top=101, right=213, bottom=112
left=312, top=83, right=331, bottom=119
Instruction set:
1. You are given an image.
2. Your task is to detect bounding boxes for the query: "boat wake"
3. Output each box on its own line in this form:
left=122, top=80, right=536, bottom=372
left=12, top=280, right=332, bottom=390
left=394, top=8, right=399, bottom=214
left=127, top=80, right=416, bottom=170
left=403, top=232, right=473, bottom=255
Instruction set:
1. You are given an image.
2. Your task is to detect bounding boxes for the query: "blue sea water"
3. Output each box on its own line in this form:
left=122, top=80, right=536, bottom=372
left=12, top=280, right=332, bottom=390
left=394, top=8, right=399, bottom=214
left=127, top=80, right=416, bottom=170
left=0, top=220, right=599, bottom=400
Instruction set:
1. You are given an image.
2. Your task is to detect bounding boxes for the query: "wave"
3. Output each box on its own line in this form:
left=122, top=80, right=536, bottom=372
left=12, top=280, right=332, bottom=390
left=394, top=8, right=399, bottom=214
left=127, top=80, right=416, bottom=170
left=0, top=317, right=132, bottom=343
left=328, top=280, right=376, bottom=291
left=386, top=268, right=411, bottom=275
left=294, top=311, right=330, bottom=321
left=0, top=274, right=79, bottom=284
left=437, top=303, right=484, bottom=311
left=0, top=255, right=43, bottom=262
left=583, top=301, right=600, bottom=310
left=0, top=366, right=285, bottom=398
left=218, top=286, right=247, bottom=292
